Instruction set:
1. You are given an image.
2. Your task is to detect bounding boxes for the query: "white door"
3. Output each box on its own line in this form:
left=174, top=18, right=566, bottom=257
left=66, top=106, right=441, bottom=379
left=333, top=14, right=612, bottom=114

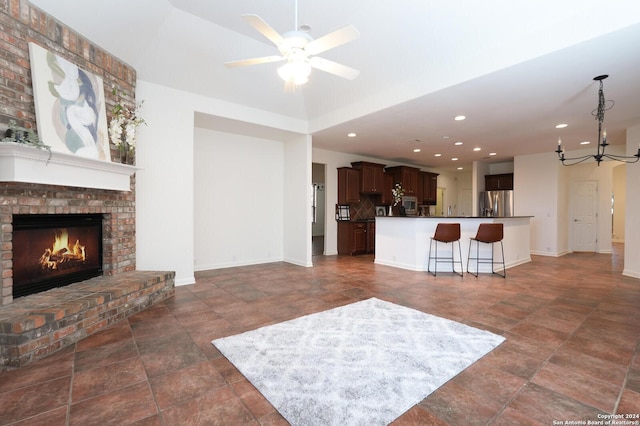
left=572, top=181, right=597, bottom=252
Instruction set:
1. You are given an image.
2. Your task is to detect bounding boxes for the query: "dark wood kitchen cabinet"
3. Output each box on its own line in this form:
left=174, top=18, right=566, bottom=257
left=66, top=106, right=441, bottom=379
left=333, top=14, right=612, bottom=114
left=381, top=173, right=394, bottom=205
left=337, top=221, right=368, bottom=255
left=366, top=221, right=375, bottom=254
left=337, top=167, right=360, bottom=204
left=418, top=171, right=439, bottom=205
left=485, top=173, right=513, bottom=191
left=385, top=166, right=419, bottom=195
left=351, top=161, right=386, bottom=194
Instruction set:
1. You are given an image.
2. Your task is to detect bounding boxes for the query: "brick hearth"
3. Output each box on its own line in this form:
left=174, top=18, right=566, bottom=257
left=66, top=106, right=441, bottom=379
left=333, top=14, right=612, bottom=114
left=0, top=270, right=175, bottom=368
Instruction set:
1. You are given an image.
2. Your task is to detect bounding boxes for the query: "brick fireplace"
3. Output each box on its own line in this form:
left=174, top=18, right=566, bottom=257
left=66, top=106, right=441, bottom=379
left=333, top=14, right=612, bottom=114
left=0, top=149, right=176, bottom=369
left=0, top=2, right=175, bottom=368
left=0, top=178, right=136, bottom=306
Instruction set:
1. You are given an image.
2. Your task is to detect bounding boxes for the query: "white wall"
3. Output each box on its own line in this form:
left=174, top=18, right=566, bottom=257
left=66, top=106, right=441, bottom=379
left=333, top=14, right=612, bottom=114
left=135, top=83, right=196, bottom=285
left=557, top=164, right=571, bottom=255
left=283, top=135, right=313, bottom=267
left=471, top=161, right=491, bottom=215
left=624, top=124, right=640, bottom=278
left=193, top=128, right=284, bottom=270
left=515, top=152, right=561, bottom=256
left=136, top=80, right=310, bottom=285
left=612, top=164, right=626, bottom=242
left=455, top=171, right=473, bottom=217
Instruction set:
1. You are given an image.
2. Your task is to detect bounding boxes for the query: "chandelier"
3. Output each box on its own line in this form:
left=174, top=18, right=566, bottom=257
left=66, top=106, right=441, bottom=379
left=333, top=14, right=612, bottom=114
left=556, top=75, right=640, bottom=166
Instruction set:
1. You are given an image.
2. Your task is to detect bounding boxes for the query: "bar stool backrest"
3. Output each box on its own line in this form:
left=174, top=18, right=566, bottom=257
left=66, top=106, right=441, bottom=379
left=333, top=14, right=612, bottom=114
left=474, top=223, right=503, bottom=243
left=433, top=223, right=461, bottom=243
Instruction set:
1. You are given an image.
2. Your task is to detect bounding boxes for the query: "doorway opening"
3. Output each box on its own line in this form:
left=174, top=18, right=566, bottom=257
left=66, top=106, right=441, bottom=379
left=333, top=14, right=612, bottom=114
left=312, top=163, right=326, bottom=256
left=435, top=187, right=446, bottom=216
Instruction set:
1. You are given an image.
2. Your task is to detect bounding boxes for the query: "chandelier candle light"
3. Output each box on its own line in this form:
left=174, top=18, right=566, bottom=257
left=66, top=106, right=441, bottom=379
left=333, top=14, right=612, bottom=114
left=556, top=75, right=640, bottom=166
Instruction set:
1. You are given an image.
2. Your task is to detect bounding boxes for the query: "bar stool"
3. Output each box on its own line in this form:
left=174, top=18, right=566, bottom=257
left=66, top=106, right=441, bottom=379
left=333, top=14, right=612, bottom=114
left=467, top=223, right=506, bottom=278
left=428, top=223, right=463, bottom=277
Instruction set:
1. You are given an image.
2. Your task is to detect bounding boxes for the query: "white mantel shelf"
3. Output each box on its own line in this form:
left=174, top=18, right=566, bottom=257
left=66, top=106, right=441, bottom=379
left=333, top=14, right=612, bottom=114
left=0, top=143, right=137, bottom=192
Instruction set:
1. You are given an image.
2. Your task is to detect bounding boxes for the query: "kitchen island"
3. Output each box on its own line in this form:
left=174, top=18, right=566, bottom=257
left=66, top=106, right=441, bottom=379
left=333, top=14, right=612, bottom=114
left=375, top=216, right=532, bottom=273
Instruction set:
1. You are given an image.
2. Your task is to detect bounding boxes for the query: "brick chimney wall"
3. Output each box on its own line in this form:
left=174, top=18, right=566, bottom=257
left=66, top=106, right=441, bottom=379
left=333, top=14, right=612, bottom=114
left=0, top=1, right=139, bottom=305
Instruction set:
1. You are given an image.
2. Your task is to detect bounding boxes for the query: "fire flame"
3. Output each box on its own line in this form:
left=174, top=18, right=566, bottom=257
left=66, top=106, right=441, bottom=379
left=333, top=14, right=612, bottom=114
left=39, top=230, right=86, bottom=270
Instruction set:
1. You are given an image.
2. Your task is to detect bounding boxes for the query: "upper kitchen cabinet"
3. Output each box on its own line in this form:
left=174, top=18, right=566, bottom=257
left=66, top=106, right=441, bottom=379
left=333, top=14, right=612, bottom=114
left=418, top=171, right=439, bottom=205
left=337, top=167, right=361, bottom=204
left=351, top=161, right=386, bottom=194
left=385, top=166, right=419, bottom=195
left=381, top=173, right=394, bottom=205
left=485, top=173, right=513, bottom=191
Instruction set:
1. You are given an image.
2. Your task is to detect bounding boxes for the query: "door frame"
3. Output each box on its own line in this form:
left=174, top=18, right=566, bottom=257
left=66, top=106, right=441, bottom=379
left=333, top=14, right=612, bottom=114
left=571, top=180, right=598, bottom=252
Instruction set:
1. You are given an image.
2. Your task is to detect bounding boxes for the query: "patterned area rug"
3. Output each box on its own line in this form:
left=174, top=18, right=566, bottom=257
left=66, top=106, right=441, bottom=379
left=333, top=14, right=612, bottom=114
left=212, top=298, right=505, bottom=426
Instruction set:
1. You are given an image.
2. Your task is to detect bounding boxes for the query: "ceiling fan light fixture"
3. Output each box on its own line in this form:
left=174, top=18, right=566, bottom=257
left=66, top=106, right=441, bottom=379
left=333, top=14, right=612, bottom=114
left=277, top=59, right=311, bottom=85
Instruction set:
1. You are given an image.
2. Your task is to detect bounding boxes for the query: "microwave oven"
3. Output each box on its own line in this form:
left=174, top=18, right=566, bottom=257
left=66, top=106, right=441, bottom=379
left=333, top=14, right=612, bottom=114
left=401, top=196, right=418, bottom=215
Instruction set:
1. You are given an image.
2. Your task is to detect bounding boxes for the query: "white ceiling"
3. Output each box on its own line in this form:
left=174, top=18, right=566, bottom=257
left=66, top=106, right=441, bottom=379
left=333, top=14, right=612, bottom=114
left=29, top=0, right=640, bottom=172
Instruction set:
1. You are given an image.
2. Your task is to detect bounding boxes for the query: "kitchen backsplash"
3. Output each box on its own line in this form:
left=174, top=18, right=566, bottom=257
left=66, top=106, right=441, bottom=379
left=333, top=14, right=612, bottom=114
left=349, top=195, right=378, bottom=220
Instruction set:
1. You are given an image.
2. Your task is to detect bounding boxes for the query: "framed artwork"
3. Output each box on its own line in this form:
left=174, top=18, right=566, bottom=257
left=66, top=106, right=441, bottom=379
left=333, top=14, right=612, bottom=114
left=375, top=206, right=387, bottom=216
left=28, top=42, right=111, bottom=161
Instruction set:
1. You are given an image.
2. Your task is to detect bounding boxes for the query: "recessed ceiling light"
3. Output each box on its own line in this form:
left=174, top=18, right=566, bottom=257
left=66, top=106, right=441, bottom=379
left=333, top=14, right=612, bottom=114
left=457, top=167, right=464, bottom=170
left=434, top=153, right=442, bottom=157
left=451, top=157, right=459, bottom=161
left=413, top=148, right=421, bottom=153
left=555, top=123, right=568, bottom=129
left=442, top=136, right=450, bottom=139
left=489, top=152, right=497, bottom=156
left=473, top=147, right=481, bottom=152
left=347, top=132, right=356, bottom=138
left=580, top=141, right=591, bottom=145
left=454, top=115, right=466, bottom=121
left=454, top=141, right=463, bottom=146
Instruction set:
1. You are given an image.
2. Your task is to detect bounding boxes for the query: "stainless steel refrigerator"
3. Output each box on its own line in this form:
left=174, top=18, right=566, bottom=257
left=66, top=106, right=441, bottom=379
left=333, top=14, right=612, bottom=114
left=479, top=190, right=514, bottom=217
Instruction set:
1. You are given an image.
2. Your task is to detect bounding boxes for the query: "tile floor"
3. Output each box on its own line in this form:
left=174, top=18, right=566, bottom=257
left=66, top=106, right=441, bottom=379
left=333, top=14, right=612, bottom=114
left=1, top=245, right=639, bottom=425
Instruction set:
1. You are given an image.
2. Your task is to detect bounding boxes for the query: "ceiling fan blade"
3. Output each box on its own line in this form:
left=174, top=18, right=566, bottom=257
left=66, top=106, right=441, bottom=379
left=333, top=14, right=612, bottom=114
left=224, top=55, right=285, bottom=68
left=242, top=14, right=284, bottom=46
left=309, top=57, right=360, bottom=80
left=305, top=24, right=360, bottom=55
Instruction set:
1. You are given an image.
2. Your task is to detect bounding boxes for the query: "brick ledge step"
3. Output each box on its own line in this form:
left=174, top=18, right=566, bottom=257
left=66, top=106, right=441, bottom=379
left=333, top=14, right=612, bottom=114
left=0, top=270, right=175, bottom=369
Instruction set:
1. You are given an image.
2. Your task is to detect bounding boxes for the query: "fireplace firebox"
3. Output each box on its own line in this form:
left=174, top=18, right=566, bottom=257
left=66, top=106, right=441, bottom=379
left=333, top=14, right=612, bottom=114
left=12, top=214, right=103, bottom=298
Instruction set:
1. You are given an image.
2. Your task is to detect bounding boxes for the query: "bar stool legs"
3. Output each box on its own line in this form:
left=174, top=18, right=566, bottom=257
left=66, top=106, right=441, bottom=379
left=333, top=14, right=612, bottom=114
left=427, top=223, right=463, bottom=277
left=467, top=223, right=506, bottom=278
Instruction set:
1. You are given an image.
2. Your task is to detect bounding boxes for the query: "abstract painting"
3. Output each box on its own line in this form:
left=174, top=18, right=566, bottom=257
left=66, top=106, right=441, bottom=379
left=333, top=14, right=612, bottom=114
left=29, top=42, right=111, bottom=161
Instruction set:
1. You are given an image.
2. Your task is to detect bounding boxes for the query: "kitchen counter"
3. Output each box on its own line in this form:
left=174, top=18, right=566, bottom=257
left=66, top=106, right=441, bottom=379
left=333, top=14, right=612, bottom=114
left=374, top=216, right=532, bottom=272
left=382, top=216, right=533, bottom=219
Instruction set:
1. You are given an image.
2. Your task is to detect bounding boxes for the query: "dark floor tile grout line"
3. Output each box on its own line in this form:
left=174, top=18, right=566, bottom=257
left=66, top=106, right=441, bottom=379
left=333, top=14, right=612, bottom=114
left=499, top=295, right=620, bottom=421
left=614, top=350, right=638, bottom=416
left=66, top=342, right=76, bottom=426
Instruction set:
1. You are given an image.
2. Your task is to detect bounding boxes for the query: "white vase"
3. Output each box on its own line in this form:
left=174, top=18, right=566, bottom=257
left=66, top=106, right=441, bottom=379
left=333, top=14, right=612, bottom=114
left=388, top=205, right=393, bottom=216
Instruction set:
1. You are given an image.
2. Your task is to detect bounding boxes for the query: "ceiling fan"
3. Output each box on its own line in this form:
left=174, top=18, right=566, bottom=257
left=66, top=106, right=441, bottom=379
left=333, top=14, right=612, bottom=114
left=224, top=0, right=360, bottom=86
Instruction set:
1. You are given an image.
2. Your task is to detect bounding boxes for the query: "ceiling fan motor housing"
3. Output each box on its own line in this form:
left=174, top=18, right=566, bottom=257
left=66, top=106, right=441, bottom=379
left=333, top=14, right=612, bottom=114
left=278, top=31, right=313, bottom=55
